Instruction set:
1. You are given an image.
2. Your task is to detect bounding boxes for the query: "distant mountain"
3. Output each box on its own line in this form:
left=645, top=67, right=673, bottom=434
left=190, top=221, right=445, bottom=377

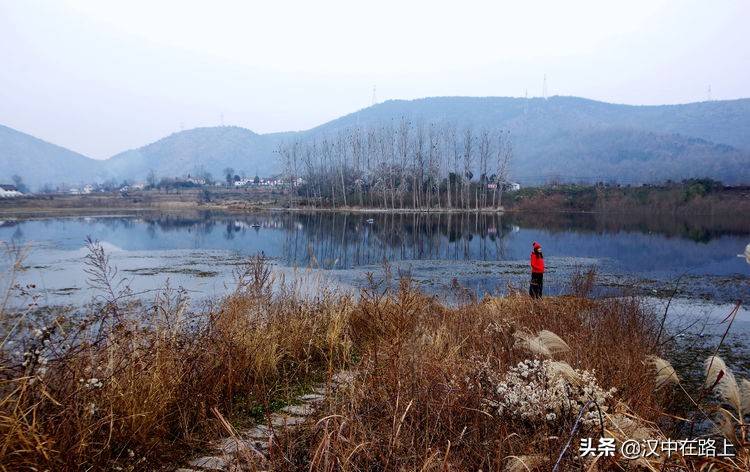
left=0, top=124, right=104, bottom=190
left=2, top=96, right=750, bottom=189
left=303, top=96, right=750, bottom=184
left=316, top=96, right=750, bottom=150
left=106, top=126, right=284, bottom=183
left=518, top=128, right=749, bottom=184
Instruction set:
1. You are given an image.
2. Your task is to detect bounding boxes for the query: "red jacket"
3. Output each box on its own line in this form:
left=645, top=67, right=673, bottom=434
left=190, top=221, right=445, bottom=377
left=530, top=251, right=544, bottom=274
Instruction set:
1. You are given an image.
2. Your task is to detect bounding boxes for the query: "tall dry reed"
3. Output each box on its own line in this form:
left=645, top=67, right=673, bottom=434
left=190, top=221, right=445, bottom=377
left=0, top=245, right=352, bottom=470
left=263, top=279, right=668, bottom=471
left=1, top=243, right=746, bottom=471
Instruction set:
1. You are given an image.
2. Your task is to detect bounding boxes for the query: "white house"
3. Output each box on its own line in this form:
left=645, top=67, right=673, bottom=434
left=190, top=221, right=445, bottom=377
left=234, top=178, right=253, bottom=187
left=0, top=184, right=23, bottom=198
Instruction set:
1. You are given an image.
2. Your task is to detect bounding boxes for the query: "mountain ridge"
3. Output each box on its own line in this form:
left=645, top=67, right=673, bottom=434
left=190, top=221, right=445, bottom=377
left=2, top=96, right=750, bottom=189
left=0, top=124, right=106, bottom=190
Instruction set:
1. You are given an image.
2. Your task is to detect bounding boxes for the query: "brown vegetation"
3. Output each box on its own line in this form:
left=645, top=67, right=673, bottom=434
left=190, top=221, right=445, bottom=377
left=505, top=181, right=750, bottom=215
left=0, top=187, right=284, bottom=215
left=0, top=249, right=352, bottom=470
left=0, top=247, right=748, bottom=470
left=262, top=285, right=661, bottom=470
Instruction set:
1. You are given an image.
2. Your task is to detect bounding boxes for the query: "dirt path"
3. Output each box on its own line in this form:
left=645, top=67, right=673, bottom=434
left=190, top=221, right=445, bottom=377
left=176, top=371, right=353, bottom=471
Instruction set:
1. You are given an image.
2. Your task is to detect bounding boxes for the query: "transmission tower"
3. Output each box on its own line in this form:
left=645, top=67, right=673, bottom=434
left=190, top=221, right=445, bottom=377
left=542, top=74, right=548, bottom=100
left=707, top=85, right=712, bottom=101
left=371, top=85, right=377, bottom=106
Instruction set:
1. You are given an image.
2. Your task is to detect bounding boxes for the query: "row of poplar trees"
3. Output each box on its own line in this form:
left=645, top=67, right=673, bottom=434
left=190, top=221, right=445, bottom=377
left=278, top=119, right=513, bottom=210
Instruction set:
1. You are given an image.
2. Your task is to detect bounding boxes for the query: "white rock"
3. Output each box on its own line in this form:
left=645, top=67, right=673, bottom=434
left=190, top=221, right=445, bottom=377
left=242, top=424, right=273, bottom=440
left=213, top=437, right=264, bottom=456
left=281, top=403, right=314, bottom=416
left=299, top=393, right=325, bottom=403
left=270, top=414, right=307, bottom=427
left=189, top=455, right=228, bottom=470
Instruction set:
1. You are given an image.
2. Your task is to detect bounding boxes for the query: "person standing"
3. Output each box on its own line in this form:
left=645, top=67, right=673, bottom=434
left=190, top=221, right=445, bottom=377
left=529, top=241, right=544, bottom=298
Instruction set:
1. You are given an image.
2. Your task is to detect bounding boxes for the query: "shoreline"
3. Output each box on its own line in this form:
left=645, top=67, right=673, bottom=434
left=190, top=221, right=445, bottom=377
left=3, top=181, right=748, bottom=217
left=1, top=201, right=746, bottom=218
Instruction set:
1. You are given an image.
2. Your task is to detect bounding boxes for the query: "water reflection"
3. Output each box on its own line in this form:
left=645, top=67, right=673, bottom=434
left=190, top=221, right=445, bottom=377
left=1, top=211, right=748, bottom=289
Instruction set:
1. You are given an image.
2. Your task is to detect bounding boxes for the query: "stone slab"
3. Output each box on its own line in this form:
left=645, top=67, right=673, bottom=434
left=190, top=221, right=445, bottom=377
left=299, top=393, right=325, bottom=403
left=189, top=455, right=228, bottom=470
left=270, top=414, right=307, bottom=428
left=281, top=403, right=314, bottom=416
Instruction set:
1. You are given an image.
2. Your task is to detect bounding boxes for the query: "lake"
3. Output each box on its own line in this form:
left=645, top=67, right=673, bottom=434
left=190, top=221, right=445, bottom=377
left=1, top=211, right=748, bottom=305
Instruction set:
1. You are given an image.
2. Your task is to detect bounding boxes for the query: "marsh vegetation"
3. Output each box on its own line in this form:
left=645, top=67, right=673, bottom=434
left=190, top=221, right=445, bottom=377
left=1, top=243, right=748, bottom=470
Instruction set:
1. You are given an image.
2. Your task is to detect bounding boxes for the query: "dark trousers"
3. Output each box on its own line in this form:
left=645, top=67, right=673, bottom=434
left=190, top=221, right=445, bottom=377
left=529, top=272, right=543, bottom=298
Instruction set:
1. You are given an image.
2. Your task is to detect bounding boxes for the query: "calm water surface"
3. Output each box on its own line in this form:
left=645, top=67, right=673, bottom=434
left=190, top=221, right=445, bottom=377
left=1, top=211, right=748, bottom=307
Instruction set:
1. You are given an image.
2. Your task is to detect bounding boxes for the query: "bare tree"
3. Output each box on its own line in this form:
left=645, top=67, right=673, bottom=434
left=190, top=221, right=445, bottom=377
left=396, top=118, right=411, bottom=209
left=494, top=130, right=513, bottom=208
left=335, top=131, right=348, bottom=207
left=478, top=128, right=492, bottom=209
left=413, top=122, right=426, bottom=209
left=349, top=127, right=365, bottom=206
left=223, top=167, right=235, bottom=187
left=427, top=123, right=440, bottom=210
left=462, top=127, right=474, bottom=210
left=275, top=121, right=511, bottom=211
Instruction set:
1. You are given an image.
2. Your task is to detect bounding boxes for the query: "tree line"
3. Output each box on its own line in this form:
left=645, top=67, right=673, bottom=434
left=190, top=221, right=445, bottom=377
left=277, top=120, right=513, bottom=210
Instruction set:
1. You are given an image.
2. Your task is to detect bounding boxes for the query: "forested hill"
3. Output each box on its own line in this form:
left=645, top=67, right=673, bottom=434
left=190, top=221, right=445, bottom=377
left=105, top=126, right=284, bottom=184
left=310, top=96, right=750, bottom=150
left=297, top=96, right=750, bottom=184
left=2, top=96, right=750, bottom=189
left=0, top=125, right=104, bottom=189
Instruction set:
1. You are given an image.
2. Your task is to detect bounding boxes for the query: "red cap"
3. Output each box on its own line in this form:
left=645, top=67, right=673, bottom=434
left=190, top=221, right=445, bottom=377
left=533, top=241, right=541, bottom=249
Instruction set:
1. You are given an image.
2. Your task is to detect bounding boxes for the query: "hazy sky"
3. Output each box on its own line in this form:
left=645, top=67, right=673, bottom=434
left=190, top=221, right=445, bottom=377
left=1, top=0, right=749, bottom=159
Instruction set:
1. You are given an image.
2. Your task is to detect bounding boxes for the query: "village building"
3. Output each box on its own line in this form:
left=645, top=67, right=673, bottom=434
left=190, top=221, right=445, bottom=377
left=0, top=184, right=23, bottom=198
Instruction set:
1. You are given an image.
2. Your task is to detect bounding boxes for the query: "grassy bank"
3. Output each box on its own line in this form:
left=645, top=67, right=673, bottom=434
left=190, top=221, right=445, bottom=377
left=0, top=187, right=281, bottom=215
left=3, top=180, right=750, bottom=217
left=1, top=248, right=748, bottom=470
left=504, top=180, right=750, bottom=215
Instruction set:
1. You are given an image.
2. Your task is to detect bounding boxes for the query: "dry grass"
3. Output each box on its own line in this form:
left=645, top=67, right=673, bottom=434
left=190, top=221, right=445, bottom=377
left=264, top=282, right=749, bottom=471
left=263, top=282, right=669, bottom=471
left=0, top=248, right=353, bottom=470
left=1, top=245, right=748, bottom=470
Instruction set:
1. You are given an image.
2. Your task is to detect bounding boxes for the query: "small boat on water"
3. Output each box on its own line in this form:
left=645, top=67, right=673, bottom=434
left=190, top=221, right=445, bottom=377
left=251, top=223, right=261, bottom=229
